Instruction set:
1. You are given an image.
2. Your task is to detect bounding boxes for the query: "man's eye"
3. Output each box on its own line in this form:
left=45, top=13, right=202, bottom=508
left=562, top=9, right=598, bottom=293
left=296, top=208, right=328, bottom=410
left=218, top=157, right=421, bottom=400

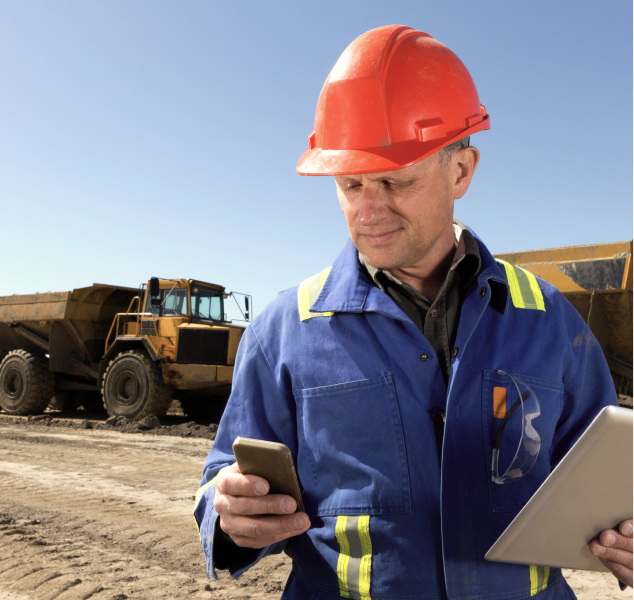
left=347, top=183, right=362, bottom=190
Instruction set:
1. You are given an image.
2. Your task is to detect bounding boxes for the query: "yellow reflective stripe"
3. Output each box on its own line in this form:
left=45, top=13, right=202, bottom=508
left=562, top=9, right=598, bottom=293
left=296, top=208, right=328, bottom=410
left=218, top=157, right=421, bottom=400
left=335, top=515, right=372, bottom=600
left=298, top=267, right=334, bottom=321
left=527, top=271, right=546, bottom=311
left=335, top=516, right=351, bottom=598
left=529, top=565, right=549, bottom=596
left=530, top=565, right=538, bottom=594
left=497, top=260, right=546, bottom=312
left=194, top=476, right=216, bottom=513
left=500, top=260, right=526, bottom=309
left=358, top=515, right=372, bottom=599
left=193, top=476, right=217, bottom=538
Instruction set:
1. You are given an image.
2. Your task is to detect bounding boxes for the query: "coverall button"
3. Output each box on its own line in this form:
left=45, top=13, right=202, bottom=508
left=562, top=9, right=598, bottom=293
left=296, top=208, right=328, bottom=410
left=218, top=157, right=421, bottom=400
left=451, top=347, right=459, bottom=358
left=479, top=287, right=487, bottom=298
left=420, top=353, right=429, bottom=362
left=430, top=309, right=439, bottom=318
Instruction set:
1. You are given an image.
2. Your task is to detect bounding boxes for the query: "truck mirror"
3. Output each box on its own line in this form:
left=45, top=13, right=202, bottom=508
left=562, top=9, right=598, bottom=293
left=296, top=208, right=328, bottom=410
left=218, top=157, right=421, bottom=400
left=245, top=297, right=249, bottom=311
left=149, top=277, right=161, bottom=307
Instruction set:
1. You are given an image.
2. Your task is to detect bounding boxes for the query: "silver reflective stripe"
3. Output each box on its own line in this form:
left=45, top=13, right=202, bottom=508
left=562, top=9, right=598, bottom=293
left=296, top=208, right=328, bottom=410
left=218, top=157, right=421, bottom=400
left=530, top=565, right=550, bottom=595
left=335, top=515, right=372, bottom=599
left=497, top=260, right=546, bottom=311
left=345, top=517, right=363, bottom=596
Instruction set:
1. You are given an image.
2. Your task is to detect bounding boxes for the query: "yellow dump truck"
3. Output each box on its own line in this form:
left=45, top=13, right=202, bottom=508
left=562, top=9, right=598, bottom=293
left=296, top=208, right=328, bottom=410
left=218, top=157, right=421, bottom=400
left=495, top=240, right=632, bottom=406
left=0, top=278, right=250, bottom=420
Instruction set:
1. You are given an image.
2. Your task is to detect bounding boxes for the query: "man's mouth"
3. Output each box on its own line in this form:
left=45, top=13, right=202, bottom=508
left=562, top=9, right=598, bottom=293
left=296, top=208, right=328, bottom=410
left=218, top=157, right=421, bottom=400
left=360, top=229, right=402, bottom=246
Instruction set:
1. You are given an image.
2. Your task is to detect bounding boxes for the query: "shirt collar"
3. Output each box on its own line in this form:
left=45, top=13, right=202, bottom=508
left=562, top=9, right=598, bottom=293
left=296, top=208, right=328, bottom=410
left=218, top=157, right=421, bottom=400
left=309, top=226, right=509, bottom=317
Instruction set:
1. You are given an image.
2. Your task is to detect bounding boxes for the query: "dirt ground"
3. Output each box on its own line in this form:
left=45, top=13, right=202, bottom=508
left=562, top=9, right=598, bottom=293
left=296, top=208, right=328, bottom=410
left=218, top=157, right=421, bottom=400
left=0, top=413, right=625, bottom=600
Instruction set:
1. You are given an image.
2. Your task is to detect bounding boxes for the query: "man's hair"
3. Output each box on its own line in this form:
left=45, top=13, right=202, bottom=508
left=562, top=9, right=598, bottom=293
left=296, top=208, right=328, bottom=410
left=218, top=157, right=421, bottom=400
left=438, top=137, right=470, bottom=166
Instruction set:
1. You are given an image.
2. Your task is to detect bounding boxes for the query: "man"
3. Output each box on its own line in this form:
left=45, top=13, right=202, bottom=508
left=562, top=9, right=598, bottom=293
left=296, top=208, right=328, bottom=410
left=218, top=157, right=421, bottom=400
left=194, top=25, right=632, bottom=599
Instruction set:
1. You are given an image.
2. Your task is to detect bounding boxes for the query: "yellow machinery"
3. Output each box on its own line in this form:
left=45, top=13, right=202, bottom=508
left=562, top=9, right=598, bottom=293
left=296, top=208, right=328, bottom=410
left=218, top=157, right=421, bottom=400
left=1, top=243, right=629, bottom=419
left=0, top=278, right=250, bottom=420
left=495, top=240, right=632, bottom=406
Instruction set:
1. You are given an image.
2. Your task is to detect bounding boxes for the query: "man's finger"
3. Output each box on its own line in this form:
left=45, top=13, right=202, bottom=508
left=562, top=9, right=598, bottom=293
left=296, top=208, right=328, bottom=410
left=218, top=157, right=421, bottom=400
left=620, top=519, right=633, bottom=538
left=223, top=512, right=310, bottom=540
left=590, top=542, right=633, bottom=570
left=599, top=528, right=633, bottom=552
left=215, top=493, right=297, bottom=516
left=598, top=558, right=633, bottom=588
left=231, top=493, right=297, bottom=516
left=228, top=531, right=304, bottom=549
left=215, top=464, right=270, bottom=497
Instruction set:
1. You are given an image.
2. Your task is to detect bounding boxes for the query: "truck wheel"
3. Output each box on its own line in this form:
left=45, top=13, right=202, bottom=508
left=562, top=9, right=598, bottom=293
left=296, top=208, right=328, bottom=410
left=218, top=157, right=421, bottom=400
left=0, top=350, right=54, bottom=415
left=102, top=351, right=172, bottom=421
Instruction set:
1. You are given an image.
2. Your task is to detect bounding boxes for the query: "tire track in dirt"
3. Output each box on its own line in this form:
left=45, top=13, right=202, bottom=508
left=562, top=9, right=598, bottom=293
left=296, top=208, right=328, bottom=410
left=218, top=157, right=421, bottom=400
left=0, top=424, right=291, bottom=599
left=0, top=422, right=622, bottom=599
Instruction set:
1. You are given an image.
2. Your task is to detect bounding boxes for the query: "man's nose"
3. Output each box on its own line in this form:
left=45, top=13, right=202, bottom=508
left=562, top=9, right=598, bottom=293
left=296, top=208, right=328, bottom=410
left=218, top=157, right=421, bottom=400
left=357, top=187, right=389, bottom=226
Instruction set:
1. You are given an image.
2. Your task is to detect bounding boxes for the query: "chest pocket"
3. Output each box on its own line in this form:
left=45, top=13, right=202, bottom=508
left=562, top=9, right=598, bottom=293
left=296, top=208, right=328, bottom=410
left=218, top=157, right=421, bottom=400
left=482, top=370, right=564, bottom=512
left=293, top=373, right=411, bottom=516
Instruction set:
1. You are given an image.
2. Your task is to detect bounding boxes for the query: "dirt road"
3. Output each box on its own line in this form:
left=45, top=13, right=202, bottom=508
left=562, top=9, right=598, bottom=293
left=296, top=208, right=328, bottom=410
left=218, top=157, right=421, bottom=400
left=0, top=418, right=290, bottom=599
left=0, top=417, right=623, bottom=600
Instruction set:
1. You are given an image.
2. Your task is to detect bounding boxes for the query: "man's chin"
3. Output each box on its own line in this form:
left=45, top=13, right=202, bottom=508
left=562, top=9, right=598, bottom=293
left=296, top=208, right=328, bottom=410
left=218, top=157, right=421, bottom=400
left=358, top=249, right=404, bottom=271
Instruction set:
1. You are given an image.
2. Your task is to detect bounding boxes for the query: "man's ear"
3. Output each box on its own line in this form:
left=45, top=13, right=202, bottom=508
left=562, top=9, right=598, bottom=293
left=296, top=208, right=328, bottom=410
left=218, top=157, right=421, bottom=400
left=453, top=146, right=480, bottom=200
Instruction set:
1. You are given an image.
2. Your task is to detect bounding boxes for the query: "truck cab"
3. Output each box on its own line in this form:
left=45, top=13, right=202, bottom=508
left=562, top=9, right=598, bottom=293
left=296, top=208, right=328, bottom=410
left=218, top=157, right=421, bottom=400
left=101, top=277, right=250, bottom=421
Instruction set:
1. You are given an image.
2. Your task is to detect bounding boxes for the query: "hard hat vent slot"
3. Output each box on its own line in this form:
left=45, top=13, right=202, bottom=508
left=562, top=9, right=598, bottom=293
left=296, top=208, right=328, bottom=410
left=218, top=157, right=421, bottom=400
left=415, top=118, right=446, bottom=143
left=466, top=113, right=484, bottom=128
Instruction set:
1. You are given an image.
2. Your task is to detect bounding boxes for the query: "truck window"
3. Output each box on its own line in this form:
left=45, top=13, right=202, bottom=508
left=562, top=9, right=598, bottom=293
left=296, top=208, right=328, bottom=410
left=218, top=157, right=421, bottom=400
left=191, top=288, right=222, bottom=321
left=145, top=289, right=188, bottom=317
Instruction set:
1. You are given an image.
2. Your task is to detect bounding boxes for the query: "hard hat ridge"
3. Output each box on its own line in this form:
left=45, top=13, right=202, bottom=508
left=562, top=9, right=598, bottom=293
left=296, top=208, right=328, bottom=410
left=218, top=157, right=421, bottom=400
left=297, top=25, right=490, bottom=176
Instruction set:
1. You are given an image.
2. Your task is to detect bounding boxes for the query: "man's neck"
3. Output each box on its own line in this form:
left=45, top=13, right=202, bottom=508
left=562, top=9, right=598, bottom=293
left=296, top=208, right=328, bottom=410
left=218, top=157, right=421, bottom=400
left=385, top=227, right=458, bottom=302
left=387, top=251, right=454, bottom=301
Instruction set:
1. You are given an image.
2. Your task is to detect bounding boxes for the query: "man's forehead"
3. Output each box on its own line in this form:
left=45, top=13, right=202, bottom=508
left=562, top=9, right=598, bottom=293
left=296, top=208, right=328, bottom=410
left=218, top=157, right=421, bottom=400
left=335, top=159, right=430, bottom=183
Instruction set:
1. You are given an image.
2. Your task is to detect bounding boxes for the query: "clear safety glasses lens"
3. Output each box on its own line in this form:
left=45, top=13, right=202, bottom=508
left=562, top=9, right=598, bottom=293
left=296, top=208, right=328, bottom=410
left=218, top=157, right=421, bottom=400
left=491, top=371, right=541, bottom=484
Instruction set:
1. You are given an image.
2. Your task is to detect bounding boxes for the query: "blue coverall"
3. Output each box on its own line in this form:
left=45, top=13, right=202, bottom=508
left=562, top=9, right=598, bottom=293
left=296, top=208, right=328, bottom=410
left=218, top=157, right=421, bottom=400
left=194, top=232, right=617, bottom=600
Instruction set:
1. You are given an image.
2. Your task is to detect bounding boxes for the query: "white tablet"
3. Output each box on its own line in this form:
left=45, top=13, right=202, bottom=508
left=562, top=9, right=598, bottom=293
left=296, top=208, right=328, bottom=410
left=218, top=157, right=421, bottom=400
left=485, top=405, right=633, bottom=571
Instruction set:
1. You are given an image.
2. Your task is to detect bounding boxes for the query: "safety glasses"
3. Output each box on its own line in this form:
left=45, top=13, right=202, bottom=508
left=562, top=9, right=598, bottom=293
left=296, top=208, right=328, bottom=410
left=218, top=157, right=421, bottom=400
left=491, top=371, right=541, bottom=484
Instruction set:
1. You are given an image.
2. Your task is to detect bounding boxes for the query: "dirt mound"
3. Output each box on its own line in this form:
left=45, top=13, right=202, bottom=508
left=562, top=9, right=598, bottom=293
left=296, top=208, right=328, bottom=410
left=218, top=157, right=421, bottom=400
left=0, top=413, right=218, bottom=441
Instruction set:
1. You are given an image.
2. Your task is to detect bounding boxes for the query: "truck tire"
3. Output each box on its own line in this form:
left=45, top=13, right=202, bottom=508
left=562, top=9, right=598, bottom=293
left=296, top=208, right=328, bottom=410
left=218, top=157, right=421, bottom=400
left=0, top=350, right=54, bottom=415
left=102, top=351, right=172, bottom=421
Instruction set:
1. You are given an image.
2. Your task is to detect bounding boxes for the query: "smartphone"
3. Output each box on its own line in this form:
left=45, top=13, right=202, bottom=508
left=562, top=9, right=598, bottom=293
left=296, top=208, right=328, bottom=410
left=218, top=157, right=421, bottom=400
left=232, top=437, right=304, bottom=513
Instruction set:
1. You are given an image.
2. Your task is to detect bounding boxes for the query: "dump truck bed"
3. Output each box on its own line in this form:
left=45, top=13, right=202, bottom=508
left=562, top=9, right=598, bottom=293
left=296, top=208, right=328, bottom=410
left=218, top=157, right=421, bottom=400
left=0, top=284, right=138, bottom=368
left=494, top=240, right=633, bottom=403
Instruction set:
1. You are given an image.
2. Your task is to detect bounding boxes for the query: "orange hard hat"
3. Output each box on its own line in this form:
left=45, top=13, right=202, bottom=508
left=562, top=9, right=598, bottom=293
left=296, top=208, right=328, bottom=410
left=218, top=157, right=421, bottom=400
left=297, top=25, right=490, bottom=176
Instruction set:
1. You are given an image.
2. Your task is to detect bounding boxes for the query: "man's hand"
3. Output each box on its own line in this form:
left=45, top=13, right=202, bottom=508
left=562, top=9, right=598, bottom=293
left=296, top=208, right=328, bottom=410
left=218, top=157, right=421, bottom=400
left=589, top=519, right=633, bottom=587
left=213, top=463, right=310, bottom=548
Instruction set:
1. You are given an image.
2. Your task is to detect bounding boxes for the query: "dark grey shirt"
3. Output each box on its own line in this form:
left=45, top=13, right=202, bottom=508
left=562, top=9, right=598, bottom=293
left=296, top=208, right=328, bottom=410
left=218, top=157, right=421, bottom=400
left=359, top=221, right=481, bottom=385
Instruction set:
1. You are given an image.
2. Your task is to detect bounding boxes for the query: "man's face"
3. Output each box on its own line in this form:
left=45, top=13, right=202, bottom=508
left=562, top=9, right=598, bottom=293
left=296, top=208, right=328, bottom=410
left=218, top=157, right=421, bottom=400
left=335, top=152, right=459, bottom=271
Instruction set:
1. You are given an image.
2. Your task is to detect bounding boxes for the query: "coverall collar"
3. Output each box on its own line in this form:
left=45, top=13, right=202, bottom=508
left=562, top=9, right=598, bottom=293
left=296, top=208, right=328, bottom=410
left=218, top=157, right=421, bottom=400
left=309, top=230, right=510, bottom=319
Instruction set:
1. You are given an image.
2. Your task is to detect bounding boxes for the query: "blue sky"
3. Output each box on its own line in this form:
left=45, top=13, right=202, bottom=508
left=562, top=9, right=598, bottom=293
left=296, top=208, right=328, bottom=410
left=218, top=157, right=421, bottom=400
left=1, top=1, right=631, bottom=318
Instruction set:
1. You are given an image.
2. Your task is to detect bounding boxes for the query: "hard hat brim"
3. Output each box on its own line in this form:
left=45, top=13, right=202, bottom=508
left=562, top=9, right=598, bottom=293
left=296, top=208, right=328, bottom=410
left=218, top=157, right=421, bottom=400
left=297, top=117, right=490, bottom=176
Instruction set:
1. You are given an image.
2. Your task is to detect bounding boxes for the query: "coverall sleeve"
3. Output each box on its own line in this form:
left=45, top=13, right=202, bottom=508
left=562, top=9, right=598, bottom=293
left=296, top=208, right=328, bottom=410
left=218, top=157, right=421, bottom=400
left=193, top=323, right=298, bottom=579
left=550, top=311, right=618, bottom=468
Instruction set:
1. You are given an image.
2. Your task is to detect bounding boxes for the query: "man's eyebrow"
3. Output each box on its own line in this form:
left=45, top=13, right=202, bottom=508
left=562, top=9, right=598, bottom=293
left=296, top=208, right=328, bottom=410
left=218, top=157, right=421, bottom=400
left=336, top=175, right=416, bottom=186
left=377, top=176, right=416, bottom=186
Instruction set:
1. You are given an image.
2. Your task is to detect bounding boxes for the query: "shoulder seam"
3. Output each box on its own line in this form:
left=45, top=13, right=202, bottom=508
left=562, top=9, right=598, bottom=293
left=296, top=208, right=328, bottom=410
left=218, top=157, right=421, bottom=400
left=249, top=325, right=296, bottom=404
